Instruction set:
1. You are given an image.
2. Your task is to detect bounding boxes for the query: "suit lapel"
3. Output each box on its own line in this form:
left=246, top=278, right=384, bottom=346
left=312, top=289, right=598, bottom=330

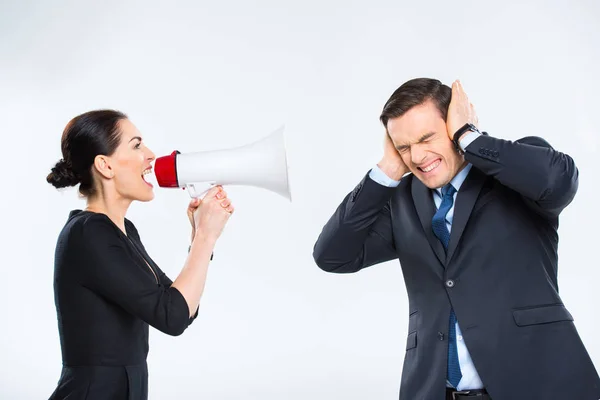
left=446, top=167, right=487, bottom=263
left=411, top=176, right=446, bottom=266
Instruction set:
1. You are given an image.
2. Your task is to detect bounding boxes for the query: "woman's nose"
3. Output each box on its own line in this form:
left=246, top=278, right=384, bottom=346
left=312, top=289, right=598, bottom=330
left=147, top=148, right=156, bottom=161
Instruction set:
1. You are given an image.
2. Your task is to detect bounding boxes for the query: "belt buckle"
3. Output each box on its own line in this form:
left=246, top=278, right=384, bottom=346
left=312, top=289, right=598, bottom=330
left=452, top=390, right=471, bottom=399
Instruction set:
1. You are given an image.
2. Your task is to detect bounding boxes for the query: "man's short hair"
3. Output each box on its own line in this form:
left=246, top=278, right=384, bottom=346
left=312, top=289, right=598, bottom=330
left=380, top=78, right=452, bottom=130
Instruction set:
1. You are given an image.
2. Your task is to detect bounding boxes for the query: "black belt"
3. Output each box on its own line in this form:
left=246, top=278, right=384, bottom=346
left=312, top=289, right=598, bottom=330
left=446, top=388, right=491, bottom=400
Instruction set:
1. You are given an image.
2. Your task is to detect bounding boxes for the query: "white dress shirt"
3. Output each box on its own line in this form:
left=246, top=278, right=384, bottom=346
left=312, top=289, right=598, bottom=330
left=368, top=131, right=484, bottom=390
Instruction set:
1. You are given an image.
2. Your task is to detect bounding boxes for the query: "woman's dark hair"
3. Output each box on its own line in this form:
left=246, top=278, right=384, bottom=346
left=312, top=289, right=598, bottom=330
left=380, top=78, right=451, bottom=129
left=46, top=109, right=128, bottom=197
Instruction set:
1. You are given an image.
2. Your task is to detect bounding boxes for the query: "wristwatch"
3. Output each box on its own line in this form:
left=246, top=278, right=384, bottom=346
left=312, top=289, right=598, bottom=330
left=452, top=122, right=480, bottom=153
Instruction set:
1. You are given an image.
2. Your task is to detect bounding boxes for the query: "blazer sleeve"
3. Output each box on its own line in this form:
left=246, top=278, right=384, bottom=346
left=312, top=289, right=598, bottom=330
left=313, top=171, right=399, bottom=273
left=463, top=134, right=579, bottom=219
left=77, top=214, right=194, bottom=336
left=125, top=220, right=200, bottom=323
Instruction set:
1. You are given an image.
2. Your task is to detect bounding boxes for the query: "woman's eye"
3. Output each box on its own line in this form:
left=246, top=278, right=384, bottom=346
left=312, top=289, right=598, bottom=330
left=134, top=142, right=141, bottom=149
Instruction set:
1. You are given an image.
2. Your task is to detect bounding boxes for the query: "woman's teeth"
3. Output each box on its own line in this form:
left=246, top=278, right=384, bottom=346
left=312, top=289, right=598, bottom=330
left=142, top=168, right=154, bottom=187
left=142, top=168, right=152, bottom=182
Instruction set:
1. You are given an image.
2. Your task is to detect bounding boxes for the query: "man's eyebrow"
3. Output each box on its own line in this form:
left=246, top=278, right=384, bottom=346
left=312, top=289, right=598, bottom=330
left=395, top=132, right=436, bottom=150
left=417, top=132, right=436, bottom=143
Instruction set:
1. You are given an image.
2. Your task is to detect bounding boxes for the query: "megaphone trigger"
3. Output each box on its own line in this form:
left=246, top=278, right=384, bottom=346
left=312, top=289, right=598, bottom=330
left=185, top=183, right=218, bottom=199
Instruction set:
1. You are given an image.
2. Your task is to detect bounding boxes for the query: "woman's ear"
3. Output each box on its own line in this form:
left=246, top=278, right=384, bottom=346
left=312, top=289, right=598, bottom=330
left=93, top=154, right=114, bottom=179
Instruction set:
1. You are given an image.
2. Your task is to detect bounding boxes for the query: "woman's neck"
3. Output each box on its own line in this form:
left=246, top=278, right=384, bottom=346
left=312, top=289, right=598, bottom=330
left=85, top=195, right=131, bottom=235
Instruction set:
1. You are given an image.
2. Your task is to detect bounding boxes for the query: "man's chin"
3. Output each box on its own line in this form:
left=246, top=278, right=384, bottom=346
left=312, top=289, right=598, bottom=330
left=413, top=170, right=447, bottom=190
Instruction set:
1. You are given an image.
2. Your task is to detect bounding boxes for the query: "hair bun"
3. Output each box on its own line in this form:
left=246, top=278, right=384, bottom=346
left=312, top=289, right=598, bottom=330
left=46, top=159, right=80, bottom=188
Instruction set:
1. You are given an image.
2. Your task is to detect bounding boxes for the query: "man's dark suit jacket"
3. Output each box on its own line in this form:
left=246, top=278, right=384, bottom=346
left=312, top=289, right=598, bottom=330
left=313, top=134, right=600, bottom=400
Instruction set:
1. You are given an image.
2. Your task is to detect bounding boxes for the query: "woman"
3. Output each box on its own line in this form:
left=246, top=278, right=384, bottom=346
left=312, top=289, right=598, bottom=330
left=46, top=109, right=233, bottom=399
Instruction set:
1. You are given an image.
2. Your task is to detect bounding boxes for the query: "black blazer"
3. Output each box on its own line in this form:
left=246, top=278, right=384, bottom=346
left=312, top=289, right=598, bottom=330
left=49, top=210, right=198, bottom=400
left=313, top=134, right=600, bottom=400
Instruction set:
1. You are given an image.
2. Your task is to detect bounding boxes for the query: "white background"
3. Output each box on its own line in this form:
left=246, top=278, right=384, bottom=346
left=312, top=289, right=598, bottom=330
left=1, top=1, right=599, bottom=399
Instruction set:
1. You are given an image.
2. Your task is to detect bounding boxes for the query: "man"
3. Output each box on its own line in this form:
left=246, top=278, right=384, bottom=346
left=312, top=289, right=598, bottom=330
left=312, top=78, right=600, bottom=400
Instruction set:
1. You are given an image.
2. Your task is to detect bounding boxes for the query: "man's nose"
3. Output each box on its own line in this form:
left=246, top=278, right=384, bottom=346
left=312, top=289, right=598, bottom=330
left=411, top=145, right=427, bottom=165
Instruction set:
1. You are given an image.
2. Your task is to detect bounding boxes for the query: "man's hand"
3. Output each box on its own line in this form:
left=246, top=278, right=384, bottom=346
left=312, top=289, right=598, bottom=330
left=446, top=80, right=479, bottom=141
left=377, top=131, right=409, bottom=181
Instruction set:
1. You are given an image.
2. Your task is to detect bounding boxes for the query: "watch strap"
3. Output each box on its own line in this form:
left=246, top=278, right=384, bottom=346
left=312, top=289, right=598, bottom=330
left=452, top=123, right=480, bottom=151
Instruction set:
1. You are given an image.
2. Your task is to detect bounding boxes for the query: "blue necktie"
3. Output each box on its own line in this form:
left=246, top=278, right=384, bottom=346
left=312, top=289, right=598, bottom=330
left=431, top=183, right=462, bottom=388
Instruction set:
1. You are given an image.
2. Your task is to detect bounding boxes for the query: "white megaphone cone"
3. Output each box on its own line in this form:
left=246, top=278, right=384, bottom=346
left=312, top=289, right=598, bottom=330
left=154, top=126, right=292, bottom=201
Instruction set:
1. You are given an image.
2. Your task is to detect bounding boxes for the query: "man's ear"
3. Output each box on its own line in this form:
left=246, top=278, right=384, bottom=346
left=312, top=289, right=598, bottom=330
left=93, top=155, right=114, bottom=179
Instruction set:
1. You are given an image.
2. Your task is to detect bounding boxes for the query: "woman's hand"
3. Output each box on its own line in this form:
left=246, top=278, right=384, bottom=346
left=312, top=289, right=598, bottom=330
left=175, top=185, right=234, bottom=317
left=188, top=186, right=234, bottom=243
left=187, top=197, right=201, bottom=242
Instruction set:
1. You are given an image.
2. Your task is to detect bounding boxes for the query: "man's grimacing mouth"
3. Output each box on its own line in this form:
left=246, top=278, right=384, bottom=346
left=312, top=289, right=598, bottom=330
left=418, top=159, right=441, bottom=173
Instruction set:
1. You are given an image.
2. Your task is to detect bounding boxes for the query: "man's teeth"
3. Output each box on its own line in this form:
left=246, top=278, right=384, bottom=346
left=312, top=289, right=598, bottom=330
left=422, top=160, right=441, bottom=172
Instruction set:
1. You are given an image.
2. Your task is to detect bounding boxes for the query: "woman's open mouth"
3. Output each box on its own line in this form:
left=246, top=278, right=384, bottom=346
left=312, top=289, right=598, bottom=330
left=142, top=167, right=153, bottom=187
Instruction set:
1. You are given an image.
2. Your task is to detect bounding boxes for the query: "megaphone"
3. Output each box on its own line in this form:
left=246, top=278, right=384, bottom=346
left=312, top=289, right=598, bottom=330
left=154, top=125, right=291, bottom=201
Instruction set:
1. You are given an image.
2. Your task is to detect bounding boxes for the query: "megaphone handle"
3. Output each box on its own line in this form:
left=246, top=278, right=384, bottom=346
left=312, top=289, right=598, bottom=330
left=185, top=183, right=216, bottom=199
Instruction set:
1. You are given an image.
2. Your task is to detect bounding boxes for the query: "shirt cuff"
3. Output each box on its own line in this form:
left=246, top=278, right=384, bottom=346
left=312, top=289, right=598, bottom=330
left=369, top=164, right=401, bottom=187
left=459, top=131, right=481, bottom=151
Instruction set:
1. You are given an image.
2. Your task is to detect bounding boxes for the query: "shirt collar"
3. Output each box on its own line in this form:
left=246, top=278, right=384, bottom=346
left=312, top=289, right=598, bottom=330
left=434, top=163, right=472, bottom=195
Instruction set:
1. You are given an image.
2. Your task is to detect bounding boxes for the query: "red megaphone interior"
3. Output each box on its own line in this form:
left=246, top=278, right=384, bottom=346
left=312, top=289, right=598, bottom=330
left=154, top=151, right=180, bottom=188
